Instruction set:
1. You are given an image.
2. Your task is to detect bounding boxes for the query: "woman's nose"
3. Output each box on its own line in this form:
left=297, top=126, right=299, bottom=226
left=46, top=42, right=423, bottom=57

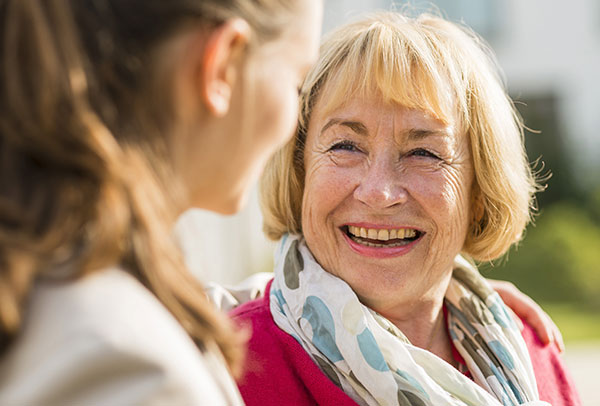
left=353, top=160, right=408, bottom=209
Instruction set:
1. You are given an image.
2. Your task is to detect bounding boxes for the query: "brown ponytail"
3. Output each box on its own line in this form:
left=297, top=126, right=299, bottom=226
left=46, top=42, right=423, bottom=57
left=0, top=0, right=301, bottom=374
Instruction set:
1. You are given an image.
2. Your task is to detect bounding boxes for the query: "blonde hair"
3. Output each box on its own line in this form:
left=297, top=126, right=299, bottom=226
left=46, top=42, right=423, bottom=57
left=0, top=0, right=301, bottom=374
left=261, top=11, right=540, bottom=261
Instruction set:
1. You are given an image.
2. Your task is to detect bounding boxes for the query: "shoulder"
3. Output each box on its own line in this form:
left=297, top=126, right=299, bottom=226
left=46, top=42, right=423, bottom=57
left=229, top=282, right=357, bottom=406
left=28, top=268, right=195, bottom=359
left=521, top=320, right=582, bottom=406
left=230, top=281, right=299, bottom=377
left=230, top=279, right=291, bottom=355
left=230, top=283, right=314, bottom=406
left=230, top=287, right=275, bottom=331
left=0, top=268, right=241, bottom=406
left=230, top=286, right=288, bottom=380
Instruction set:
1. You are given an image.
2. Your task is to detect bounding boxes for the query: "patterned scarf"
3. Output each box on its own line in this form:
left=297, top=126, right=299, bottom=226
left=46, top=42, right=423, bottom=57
left=269, top=234, right=549, bottom=406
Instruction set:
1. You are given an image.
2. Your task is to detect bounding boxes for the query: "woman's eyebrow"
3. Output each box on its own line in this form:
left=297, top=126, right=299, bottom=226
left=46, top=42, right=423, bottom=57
left=320, top=118, right=368, bottom=136
left=406, top=128, right=449, bottom=140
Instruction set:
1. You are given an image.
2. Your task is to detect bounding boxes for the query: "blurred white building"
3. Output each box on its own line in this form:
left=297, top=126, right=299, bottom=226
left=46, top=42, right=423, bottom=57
left=177, top=0, right=600, bottom=285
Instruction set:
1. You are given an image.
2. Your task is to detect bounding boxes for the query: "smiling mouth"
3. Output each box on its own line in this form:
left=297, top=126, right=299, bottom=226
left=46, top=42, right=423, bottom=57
left=342, top=225, right=423, bottom=248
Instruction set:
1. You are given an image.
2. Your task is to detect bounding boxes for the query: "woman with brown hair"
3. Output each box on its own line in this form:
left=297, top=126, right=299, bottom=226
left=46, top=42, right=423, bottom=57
left=0, top=0, right=321, bottom=404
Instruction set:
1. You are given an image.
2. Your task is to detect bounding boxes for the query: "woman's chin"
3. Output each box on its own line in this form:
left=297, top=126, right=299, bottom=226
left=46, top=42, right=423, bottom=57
left=221, top=196, right=247, bottom=215
left=212, top=193, right=248, bottom=215
left=189, top=189, right=249, bottom=216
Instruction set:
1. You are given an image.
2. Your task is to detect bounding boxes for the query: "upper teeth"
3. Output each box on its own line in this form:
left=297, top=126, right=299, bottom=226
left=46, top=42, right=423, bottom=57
left=347, top=226, right=417, bottom=241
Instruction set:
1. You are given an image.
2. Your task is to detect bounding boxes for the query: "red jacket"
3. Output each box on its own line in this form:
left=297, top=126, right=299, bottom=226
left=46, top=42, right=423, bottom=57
left=231, top=280, right=581, bottom=406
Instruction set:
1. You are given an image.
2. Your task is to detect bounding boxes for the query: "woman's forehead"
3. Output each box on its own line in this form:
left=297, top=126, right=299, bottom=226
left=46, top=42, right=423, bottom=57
left=311, top=74, right=458, bottom=130
left=311, top=87, right=458, bottom=133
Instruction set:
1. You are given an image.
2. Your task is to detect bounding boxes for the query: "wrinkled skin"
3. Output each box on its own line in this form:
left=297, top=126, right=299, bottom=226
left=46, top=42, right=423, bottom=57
left=301, top=95, right=474, bottom=352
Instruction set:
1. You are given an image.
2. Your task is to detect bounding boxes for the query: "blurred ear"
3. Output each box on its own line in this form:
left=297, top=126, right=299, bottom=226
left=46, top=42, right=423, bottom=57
left=199, top=19, right=251, bottom=117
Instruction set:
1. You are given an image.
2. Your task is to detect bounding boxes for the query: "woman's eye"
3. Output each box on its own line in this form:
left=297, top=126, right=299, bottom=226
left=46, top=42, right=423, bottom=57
left=409, top=148, right=440, bottom=159
left=329, top=141, right=359, bottom=152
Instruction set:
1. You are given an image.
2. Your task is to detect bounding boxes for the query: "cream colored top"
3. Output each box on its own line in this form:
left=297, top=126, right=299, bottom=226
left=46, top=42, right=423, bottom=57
left=0, top=268, right=243, bottom=406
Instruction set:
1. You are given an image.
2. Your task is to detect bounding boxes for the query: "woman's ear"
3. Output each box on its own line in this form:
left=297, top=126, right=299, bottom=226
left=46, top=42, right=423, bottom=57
left=199, top=19, right=251, bottom=117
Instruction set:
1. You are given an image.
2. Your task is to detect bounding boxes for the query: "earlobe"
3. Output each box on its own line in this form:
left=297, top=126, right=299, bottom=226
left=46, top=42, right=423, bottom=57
left=206, top=81, right=232, bottom=117
left=200, top=18, right=251, bottom=117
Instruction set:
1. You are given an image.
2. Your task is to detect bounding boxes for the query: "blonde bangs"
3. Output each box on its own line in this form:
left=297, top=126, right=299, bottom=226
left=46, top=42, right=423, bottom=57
left=303, top=13, right=473, bottom=133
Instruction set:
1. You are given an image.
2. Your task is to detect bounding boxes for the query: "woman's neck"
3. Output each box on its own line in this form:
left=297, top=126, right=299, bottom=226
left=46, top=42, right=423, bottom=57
left=375, top=274, right=457, bottom=366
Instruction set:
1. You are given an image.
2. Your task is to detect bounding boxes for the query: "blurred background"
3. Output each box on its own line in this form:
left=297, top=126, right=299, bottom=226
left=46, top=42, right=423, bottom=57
left=176, top=0, right=600, bottom=403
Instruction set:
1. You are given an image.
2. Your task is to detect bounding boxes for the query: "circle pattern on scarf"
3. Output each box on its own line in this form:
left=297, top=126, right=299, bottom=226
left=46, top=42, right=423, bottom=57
left=342, top=299, right=364, bottom=335
left=302, top=296, right=343, bottom=362
left=283, top=239, right=304, bottom=289
left=357, top=328, right=388, bottom=371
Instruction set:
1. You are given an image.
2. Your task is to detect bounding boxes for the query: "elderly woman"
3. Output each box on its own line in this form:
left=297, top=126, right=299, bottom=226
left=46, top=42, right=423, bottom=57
left=231, top=11, right=580, bottom=406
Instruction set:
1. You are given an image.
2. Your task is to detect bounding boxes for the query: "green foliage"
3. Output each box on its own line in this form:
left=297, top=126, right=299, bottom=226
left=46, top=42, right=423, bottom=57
left=482, top=201, right=600, bottom=309
left=543, top=304, right=600, bottom=343
left=585, top=187, right=600, bottom=223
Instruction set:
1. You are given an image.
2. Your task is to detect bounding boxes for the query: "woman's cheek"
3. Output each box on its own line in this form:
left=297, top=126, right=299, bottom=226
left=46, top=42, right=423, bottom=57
left=443, top=166, right=473, bottom=220
left=253, top=68, right=296, bottom=150
left=303, top=160, right=333, bottom=211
